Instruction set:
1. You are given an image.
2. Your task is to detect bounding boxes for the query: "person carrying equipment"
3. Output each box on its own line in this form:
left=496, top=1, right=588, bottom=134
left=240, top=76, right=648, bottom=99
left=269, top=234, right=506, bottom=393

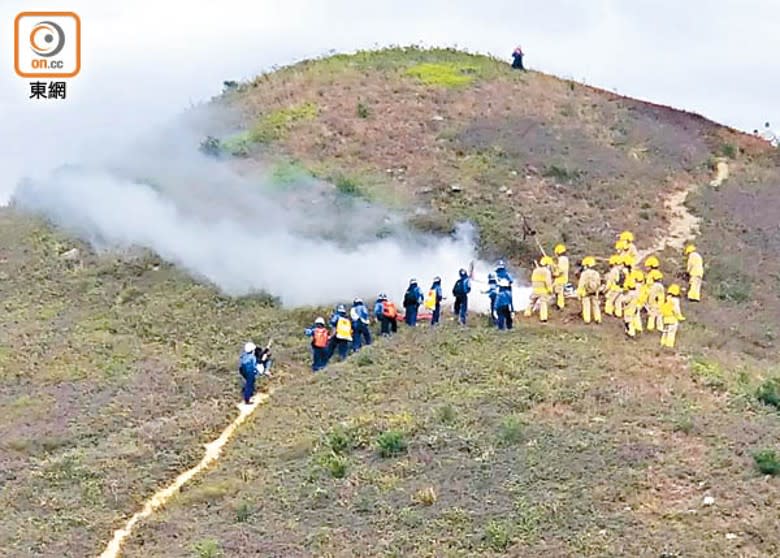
left=577, top=256, right=602, bottom=324
left=374, top=293, right=398, bottom=336
left=483, top=272, right=498, bottom=325
left=238, top=341, right=269, bottom=404
left=425, top=277, right=444, bottom=326
left=403, top=278, right=424, bottom=326
left=452, top=268, right=471, bottom=325
left=614, top=254, right=636, bottom=318
left=495, top=278, right=514, bottom=330
left=328, top=304, right=353, bottom=361
left=604, top=254, right=623, bottom=316
left=684, top=244, right=704, bottom=302
left=661, top=284, right=686, bottom=348
left=630, top=270, right=647, bottom=334
left=525, top=256, right=553, bottom=322
left=621, top=276, right=640, bottom=338
left=304, top=317, right=331, bottom=371
left=552, top=244, right=570, bottom=310
left=350, top=298, right=372, bottom=351
left=619, top=231, right=639, bottom=263
left=645, top=269, right=665, bottom=332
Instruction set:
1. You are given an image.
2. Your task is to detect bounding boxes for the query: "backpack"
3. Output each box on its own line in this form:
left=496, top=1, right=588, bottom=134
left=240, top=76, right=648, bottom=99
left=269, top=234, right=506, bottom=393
left=382, top=300, right=397, bottom=318
left=404, top=289, right=418, bottom=307
left=239, top=352, right=256, bottom=377
left=424, top=289, right=437, bottom=310
left=312, top=327, right=329, bottom=348
left=453, top=278, right=466, bottom=298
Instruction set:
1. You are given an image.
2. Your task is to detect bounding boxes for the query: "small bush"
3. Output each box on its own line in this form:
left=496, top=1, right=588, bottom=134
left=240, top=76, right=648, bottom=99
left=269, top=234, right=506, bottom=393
left=719, top=143, right=737, bottom=159
left=753, top=450, right=780, bottom=476
left=326, top=426, right=354, bottom=455
left=413, top=486, right=437, bottom=506
left=497, top=416, right=524, bottom=445
left=757, top=379, right=780, bottom=410
left=672, top=414, right=695, bottom=435
left=405, top=63, right=476, bottom=87
left=437, top=403, right=456, bottom=424
left=324, top=454, right=348, bottom=478
left=335, top=175, right=362, bottom=196
left=484, top=520, right=513, bottom=552
left=543, top=164, right=582, bottom=182
left=193, top=539, right=223, bottom=558
left=357, top=102, right=370, bottom=118
left=220, top=132, right=253, bottom=157
left=716, top=280, right=751, bottom=303
left=377, top=430, right=408, bottom=457
left=235, top=502, right=252, bottom=523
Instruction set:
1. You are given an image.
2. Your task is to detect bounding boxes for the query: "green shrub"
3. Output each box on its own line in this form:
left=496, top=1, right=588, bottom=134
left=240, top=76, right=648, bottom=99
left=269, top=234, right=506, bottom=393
left=220, top=132, right=253, bottom=157
left=357, top=102, right=370, bottom=118
left=497, top=416, right=524, bottom=445
left=716, top=280, right=751, bottom=303
left=405, top=63, right=475, bottom=87
left=235, top=502, right=252, bottom=523
left=377, top=430, right=408, bottom=457
left=757, top=379, right=780, bottom=410
left=326, top=426, right=354, bottom=455
left=753, top=450, right=780, bottom=476
left=193, top=539, right=223, bottom=558
left=335, top=176, right=361, bottom=196
left=325, top=453, right=348, bottom=478
left=543, top=164, right=582, bottom=182
left=719, top=143, right=737, bottom=158
left=484, top=519, right=513, bottom=551
left=437, top=403, right=456, bottom=424
left=250, top=102, right=318, bottom=143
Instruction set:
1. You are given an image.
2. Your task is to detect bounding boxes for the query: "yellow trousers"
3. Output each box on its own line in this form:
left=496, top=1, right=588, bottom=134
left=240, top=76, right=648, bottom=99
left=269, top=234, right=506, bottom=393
left=604, top=289, right=620, bottom=316
left=688, top=276, right=702, bottom=301
left=581, top=295, right=601, bottom=324
left=614, top=293, right=625, bottom=318
left=554, top=281, right=566, bottom=310
left=646, top=307, right=663, bottom=332
left=661, top=322, right=678, bottom=348
left=525, top=293, right=550, bottom=322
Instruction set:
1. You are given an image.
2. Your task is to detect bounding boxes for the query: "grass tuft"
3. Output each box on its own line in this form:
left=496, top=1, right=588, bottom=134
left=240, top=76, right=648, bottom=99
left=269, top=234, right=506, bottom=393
left=484, top=519, right=513, bottom=552
left=757, top=379, right=780, bottom=410
left=377, top=430, right=408, bottom=457
left=405, top=63, right=476, bottom=88
left=753, top=449, right=780, bottom=476
left=193, top=539, right=223, bottom=558
left=497, top=415, right=524, bottom=445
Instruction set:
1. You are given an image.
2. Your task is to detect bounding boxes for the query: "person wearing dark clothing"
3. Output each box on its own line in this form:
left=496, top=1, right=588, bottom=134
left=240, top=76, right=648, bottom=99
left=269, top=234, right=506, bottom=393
left=483, top=272, right=498, bottom=326
left=403, top=278, right=424, bottom=326
left=239, top=341, right=265, bottom=404
left=350, top=298, right=372, bottom=351
left=426, top=277, right=444, bottom=326
left=511, top=46, right=525, bottom=70
left=374, top=293, right=398, bottom=336
left=495, top=279, right=514, bottom=330
left=304, top=317, right=330, bottom=372
left=328, top=304, right=353, bottom=361
left=452, top=268, right=472, bottom=325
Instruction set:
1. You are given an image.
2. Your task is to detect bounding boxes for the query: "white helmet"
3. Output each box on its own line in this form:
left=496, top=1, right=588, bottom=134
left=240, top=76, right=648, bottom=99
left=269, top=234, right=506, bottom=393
left=244, top=341, right=256, bottom=353
left=314, top=317, right=326, bottom=325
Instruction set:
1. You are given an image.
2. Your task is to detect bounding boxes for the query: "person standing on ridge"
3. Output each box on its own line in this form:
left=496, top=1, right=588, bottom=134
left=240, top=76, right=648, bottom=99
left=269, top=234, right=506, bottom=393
left=238, top=341, right=265, bottom=404
left=684, top=244, right=704, bottom=302
left=577, top=256, right=602, bottom=324
left=375, top=293, right=398, bottom=336
left=425, top=277, right=444, bottom=326
left=483, top=272, right=498, bottom=326
left=452, top=268, right=471, bottom=325
left=525, top=256, right=553, bottom=322
left=350, top=298, right=372, bottom=351
left=304, top=317, right=330, bottom=372
left=511, top=46, right=525, bottom=70
left=328, top=304, right=353, bottom=361
left=553, top=243, right=570, bottom=310
left=403, top=279, right=424, bottom=326
left=495, top=278, right=514, bottom=330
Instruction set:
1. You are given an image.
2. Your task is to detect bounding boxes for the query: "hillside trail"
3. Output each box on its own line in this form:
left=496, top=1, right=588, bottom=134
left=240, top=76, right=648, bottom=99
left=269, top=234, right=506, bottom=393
left=97, top=389, right=273, bottom=558
left=637, top=160, right=728, bottom=260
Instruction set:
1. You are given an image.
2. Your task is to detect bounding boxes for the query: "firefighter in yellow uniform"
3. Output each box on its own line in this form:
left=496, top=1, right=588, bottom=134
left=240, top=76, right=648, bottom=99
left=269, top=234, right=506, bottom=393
left=621, top=276, right=639, bottom=337
left=645, top=269, right=665, bottom=332
left=604, top=254, right=623, bottom=316
left=614, top=254, right=635, bottom=318
left=552, top=244, right=569, bottom=310
left=661, top=284, right=686, bottom=348
left=644, top=255, right=660, bottom=272
left=577, top=256, right=602, bottom=324
left=685, top=244, right=704, bottom=301
left=619, top=231, right=639, bottom=263
left=525, top=256, right=554, bottom=322
left=630, top=269, right=647, bottom=334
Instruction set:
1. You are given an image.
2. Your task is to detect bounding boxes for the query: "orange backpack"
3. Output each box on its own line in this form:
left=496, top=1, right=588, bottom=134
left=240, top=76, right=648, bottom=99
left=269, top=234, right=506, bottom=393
left=382, top=300, right=397, bottom=318
left=312, top=327, right=329, bottom=348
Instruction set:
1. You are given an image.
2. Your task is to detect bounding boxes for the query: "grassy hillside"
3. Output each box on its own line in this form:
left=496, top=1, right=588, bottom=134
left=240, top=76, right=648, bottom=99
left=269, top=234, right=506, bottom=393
left=2, top=47, right=780, bottom=557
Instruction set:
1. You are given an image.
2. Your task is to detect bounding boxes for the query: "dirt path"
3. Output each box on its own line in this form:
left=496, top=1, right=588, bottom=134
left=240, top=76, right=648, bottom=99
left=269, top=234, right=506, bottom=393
left=97, top=390, right=273, bottom=558
left=637, top=161, right=728, bottom=260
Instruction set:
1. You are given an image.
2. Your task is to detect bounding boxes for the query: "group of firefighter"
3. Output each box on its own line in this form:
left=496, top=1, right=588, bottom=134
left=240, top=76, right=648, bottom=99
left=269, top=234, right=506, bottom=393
left=294, top=231, right=703, bottom=373
left=525, top=230, right=704, bottom=351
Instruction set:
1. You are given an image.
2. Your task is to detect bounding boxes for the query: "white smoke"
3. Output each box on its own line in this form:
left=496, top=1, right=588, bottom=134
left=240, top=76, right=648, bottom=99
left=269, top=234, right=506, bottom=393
left=10, top=107, right=530, bottom=311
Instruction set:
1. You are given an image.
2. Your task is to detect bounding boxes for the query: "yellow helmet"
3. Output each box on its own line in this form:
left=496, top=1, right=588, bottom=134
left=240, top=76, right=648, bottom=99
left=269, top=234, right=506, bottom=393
left=608, top=254, right=621, bottom=266
left=668, top=284, right=681, bottom=296
left=623, top=277, right=636, bottom=290
left=648, top=269, right=664, bottom=282
left=619, top=231, right=635, bottom=243
left=684, top=244, right=697, bottom=255
left=615, top=239, right=628, bottom=251
left=631, top=270, right=645, bottom=283
left=582, top=256, right=596, bottom=268
left=621, top=254, right=636, bottom=267
left=554, top=243, right=567, bottom=255
left=644, top=256, right=660, bottom=269
left=540, top=256, right=554, bottom=266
